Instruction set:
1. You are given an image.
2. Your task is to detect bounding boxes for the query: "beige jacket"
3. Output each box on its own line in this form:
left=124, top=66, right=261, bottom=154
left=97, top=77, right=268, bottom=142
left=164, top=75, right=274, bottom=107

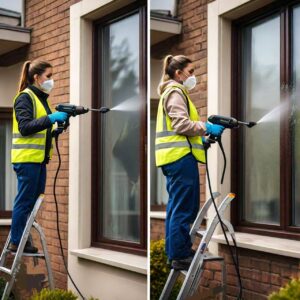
left=158, top=80, right=206, bottom=137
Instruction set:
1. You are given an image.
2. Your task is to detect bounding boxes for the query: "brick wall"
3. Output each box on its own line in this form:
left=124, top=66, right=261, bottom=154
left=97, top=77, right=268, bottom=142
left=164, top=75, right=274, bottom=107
left=9, top=0, right=81, bottom=290
left=200, top=244, right=300, bottom=299
left=150, top=219, right=165, bottom=241
left=25, top=0, right=82, bottom=289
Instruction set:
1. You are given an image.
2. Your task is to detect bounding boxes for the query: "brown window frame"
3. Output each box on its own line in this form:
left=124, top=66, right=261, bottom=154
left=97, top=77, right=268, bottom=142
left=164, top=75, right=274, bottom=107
left=91, top=1, right=147, bottom=255
left=0, top=107, right=13, bottom=218
left=231, top=0, right=300, bottom=240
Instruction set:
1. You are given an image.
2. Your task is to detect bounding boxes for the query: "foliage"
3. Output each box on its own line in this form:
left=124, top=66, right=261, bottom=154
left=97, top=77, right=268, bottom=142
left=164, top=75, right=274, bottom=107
left=30, top=289, right=78, bottom=300
left=0, top=277, right=15, bottom=299
left=268, top=278, right=300, bottom=300
left=150, top=239, right=181, bottom=300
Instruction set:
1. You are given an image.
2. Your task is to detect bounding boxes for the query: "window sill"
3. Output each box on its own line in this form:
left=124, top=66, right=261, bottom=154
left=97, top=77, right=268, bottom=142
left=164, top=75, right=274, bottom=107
left=150, top=211, right=166, bottom=219
left=70, top=247, right=147, bottom=275
left=212, top=232, right=300, bottom=259
left=0, top=219, right=11, bottom=226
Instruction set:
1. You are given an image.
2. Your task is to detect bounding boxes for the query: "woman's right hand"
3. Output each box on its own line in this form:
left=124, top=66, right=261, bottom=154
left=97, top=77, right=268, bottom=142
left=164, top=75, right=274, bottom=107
left=205, top=122, right=225, bottom=137
left=48, top=112, right=68, bottom=124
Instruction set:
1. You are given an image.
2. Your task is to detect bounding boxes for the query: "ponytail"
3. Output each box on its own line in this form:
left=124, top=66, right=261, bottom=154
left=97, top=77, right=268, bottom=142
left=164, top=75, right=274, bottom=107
left=157, top=54, right=192, bottom=95
left=17, top=59, right=52, bottom=93
left=18, top=60, right=31, bottom=92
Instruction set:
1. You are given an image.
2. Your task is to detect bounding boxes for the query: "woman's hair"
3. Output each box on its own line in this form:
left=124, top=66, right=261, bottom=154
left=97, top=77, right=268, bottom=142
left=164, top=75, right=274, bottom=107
left=158, top=54, right=192, bottom=95
left=18, top=60, right=52, bottom=92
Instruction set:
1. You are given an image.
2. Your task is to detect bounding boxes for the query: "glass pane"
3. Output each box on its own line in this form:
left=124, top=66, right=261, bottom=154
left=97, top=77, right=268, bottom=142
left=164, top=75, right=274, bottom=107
left=292, top=5, right=300, bottom=226
left=100, top=13, right=141, bottom=243
left=150, top=117, right=168, bottom=206
left=0, top=118, right=16, bottom=211
left=0, top=0, right=22, bottom=12
left=241, top=15, right=280, bottom=224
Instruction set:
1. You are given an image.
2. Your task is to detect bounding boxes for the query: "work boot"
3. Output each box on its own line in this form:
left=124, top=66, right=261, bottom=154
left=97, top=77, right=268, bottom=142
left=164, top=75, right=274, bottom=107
left=8, top=241, right=38, bottom=254
left=171, top=255, right=194, bottom=271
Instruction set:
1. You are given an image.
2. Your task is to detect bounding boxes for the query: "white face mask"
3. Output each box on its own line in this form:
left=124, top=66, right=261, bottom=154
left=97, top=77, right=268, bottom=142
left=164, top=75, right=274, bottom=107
left=183, top=75, right=197, bottom=90
left=40, top=79, right=54, bottom=93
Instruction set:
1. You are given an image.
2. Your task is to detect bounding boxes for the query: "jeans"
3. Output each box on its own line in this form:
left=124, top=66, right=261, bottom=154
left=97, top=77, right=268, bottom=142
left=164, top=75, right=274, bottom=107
left=11, top=163, right=46, bottom=245
left=162, top=153, right=200, bottom=260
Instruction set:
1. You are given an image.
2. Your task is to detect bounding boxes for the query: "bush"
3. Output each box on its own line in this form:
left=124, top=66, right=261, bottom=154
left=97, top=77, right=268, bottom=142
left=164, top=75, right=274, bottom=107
left=150, top=239, right=181, bottom=300
left=0, top=277, right=15, bottom=299
left=268, top=278, right=300, bottom=300
left=30, top=289, right=78, bottom=300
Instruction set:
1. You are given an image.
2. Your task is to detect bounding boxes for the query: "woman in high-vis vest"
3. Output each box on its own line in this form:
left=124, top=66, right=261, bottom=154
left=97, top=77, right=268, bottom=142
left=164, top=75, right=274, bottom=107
left=9, top=60, right=68, bottom=253
left=155, top=55, right=225, bottom=270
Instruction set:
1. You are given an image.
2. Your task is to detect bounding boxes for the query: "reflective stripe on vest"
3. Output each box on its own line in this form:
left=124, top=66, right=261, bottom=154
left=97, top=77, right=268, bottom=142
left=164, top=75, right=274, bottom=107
left=11, top=88, right=53, bottom=163
left=155, top=84, right=206, bottom=167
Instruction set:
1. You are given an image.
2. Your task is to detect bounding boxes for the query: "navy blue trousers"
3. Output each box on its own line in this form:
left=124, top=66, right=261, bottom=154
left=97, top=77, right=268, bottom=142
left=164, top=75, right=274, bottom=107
left=162, top=153, right=200, bottom=260
left=11, top=163, right=46, bottom=245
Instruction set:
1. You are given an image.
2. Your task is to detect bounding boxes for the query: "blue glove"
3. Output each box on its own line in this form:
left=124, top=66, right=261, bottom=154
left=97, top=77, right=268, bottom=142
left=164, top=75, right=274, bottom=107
left=48, top=112, right=68, bottom=124
left=205, top=122, right=225, bottom=137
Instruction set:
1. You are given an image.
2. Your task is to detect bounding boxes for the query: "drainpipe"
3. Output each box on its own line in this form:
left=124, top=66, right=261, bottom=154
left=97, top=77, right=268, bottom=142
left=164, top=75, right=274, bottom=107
left=21, top=0, right=25, bottom=27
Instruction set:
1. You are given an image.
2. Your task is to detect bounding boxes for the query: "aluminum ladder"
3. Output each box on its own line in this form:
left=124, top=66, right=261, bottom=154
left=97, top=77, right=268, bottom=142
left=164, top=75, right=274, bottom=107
left=159, top=192, right=236, bottom=300
left=0, top=194, right=54, bottom=300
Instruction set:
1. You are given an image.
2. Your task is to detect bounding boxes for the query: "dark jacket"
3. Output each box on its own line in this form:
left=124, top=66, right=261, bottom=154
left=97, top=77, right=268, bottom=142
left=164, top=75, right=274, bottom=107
left=14, top=85, right=53, bottom=164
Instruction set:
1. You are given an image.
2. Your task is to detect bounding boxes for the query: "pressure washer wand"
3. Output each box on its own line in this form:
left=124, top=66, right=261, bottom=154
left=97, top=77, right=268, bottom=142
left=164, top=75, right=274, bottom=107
left=206, top=114, right=257, bottom=184
left=89, top=107, right=110, bottom=113
left=54, top=104, right=110, bottom=135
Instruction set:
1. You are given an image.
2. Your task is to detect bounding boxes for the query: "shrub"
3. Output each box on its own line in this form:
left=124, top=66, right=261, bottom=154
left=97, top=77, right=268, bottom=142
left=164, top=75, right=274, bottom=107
left=30, top=289, right=78, bottom=300
left=150, top=239, right=181, bottom=300
left=268, top=278, right=300, bottom=300
left=0, top=277, right=15, bottom=299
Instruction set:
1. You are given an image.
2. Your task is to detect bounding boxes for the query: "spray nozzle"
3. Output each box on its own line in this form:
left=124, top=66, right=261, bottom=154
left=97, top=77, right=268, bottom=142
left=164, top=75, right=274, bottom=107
left=99, top=107, right=110, bottom=113
left=247, top=121, right=257, bottom=128
left=89, top=107, right=110, bottom=113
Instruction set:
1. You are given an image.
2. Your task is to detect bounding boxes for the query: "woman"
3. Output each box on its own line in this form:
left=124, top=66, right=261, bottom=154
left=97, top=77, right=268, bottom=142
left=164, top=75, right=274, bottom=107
left=9, top=60, right=68, bottom=253
left=155, top=55, right=224, bottom=270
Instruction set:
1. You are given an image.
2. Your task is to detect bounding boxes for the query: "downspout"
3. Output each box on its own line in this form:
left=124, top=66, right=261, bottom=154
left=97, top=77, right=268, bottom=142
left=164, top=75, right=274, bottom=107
left=21, top=0, right=25, bottom=27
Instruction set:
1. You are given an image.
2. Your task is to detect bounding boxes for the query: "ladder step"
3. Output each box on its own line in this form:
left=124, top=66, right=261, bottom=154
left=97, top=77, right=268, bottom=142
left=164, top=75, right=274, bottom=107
left=203, top=255, right=224, bottom=261
left=0, top=266, right=12, bottom=275
left=196, top=230, right=206, bottom=237
left=10, top=252, right=45, bottom=258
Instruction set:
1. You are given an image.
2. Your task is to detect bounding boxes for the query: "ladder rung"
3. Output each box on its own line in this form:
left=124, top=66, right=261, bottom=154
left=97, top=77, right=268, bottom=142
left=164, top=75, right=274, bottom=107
left=203, top=255, right=224, bottom=261
left=196, top=230, right=206, bottom=237
left=180, top=270, right=187, bottom=276
left=11, top=252, right=45, bottom=258
left=0, top=266, right=12, bottom=275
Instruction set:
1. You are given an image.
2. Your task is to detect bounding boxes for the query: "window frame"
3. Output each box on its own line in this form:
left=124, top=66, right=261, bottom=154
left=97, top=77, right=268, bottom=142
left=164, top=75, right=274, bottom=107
left=231, top=0, right=300, bottom=240
left=91, top=1, right=147, bottom=255
left=0, top=107, right=13, bottom=218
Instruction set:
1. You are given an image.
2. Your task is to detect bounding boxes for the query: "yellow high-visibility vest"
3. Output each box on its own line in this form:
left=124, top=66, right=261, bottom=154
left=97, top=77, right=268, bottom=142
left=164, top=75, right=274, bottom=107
left=11, top=88, right=53, bottom=163
left=155, top=84, right=206, bottom=167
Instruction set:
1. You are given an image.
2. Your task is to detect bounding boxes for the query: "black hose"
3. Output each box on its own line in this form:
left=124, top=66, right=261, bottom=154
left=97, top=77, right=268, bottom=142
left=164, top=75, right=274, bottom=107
left=54, top=134, right=86, bottom=300
left=217, top=138, right=227, bottom=185
left=204, top=148, right=243, bottom=299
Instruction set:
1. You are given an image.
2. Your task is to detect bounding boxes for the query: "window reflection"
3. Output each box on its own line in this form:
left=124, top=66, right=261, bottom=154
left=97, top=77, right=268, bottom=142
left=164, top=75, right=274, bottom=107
left=100, top=13, right=141, bottom=243
left=241, top=15, right=280, bottom=224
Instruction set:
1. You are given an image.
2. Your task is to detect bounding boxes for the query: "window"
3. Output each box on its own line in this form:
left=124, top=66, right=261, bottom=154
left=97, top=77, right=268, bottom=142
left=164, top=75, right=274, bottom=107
left=0, top=108, right=16, bottom=217
left=92, top=2, right=147, bottom=254
left=232, top=1, right=300, bottom=239
left=150, top=100, right=168, bottom=211
left=0, top=0, right=22, bottom=12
